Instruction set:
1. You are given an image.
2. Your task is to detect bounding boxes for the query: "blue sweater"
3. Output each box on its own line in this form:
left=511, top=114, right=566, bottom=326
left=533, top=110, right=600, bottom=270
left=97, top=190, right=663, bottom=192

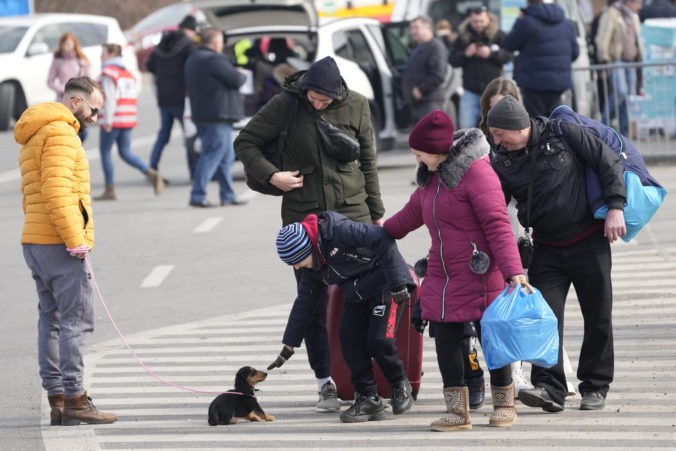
left=503, top=3, right=579, bottom=91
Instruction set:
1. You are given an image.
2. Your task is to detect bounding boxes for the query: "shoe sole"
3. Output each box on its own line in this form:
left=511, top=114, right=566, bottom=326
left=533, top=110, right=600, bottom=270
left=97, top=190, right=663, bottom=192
left=340, top=410, right=386, bottom=423
left=316, top=405, right=341, bottom=413
left=430, top=423, right=472, bottom=431
left=62, top=418, right=117, bottom=426
left=519, top=391, right=564, bottom=413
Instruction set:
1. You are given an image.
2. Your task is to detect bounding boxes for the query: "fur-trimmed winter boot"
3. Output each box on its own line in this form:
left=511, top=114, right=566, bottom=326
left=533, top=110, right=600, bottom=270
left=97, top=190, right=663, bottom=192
left=489, top=383, right=517, bottom=427
left=430, top=386, right=472, bottom=431
left=48, top=393, right=64, bottom=425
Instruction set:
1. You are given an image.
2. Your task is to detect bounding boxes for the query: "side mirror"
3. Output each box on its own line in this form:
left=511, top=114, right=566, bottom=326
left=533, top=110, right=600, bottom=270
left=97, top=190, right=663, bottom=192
left=27, top=42, right=49, bottom=56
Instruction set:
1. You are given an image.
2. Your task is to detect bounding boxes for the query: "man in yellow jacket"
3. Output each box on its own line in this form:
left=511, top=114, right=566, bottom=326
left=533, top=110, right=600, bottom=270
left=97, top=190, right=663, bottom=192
left=15, top=76, right=117, bottom=426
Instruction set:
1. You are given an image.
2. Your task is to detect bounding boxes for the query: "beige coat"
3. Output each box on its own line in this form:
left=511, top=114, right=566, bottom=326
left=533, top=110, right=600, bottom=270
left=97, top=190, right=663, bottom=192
left=595, top=5, right=643, bottom=63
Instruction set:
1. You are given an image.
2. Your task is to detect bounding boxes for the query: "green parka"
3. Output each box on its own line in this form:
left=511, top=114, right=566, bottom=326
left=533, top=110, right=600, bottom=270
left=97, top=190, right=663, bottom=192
left=234, top=71, right=384, bottom=226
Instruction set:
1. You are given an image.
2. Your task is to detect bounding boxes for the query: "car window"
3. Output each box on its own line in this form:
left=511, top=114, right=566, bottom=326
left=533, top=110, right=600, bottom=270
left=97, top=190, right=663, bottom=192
left=30, top=24, right=65, bottom=52
left=68, top=23, right=109, bottom=47
left=0, top=25, right=28, bottom=53
left=333, top=30, right=376, bottom=69
left=382, top=24, right=412, bottom=67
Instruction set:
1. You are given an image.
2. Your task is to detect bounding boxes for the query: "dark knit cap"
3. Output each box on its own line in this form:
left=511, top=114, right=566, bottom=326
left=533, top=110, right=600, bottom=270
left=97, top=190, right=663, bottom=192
left=178, top=15, right=197, bottom=31
left=408, top=110, right=455, bottom=154
left=276, top=223, right=313, bottom=265
left=301, top=56, right=342, bottom=99
left=486, top=95, right=530, bottom=130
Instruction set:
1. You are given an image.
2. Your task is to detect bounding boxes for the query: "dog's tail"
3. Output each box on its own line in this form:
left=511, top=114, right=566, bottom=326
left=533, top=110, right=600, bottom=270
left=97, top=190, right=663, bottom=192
left=208, top=403, right=218, bottom=426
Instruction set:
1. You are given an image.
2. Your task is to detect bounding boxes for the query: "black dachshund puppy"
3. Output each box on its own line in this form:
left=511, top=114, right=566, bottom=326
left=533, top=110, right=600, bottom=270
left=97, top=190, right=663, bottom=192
left=208, top=366, right=274, bottom=425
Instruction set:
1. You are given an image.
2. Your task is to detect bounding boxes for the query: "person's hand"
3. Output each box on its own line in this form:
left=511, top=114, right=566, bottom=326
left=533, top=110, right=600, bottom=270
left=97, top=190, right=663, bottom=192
left=371, top=218, right=384, bottom=226
left=604, top=209, right=626, bottom=243
left=465, top=43, right=477, bottom=57
left=391, top=286, right=410, bottom=305
left=509, top=274, right=526, bottom=287
left=68, top=244, right=90, bottom=260
left=412, top=87, right=422, bottom=100
left=411, top=298, right=427, bottom=334
left=476, top=45, right=491, bottom=58
left=267, top=345, right=295, bottom=370
left=269, top=171, right=304, bottom=192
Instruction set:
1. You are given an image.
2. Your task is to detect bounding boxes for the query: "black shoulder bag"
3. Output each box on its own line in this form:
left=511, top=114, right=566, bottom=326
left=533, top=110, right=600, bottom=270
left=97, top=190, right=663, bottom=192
left=244, top=91, right=299, bottom=196
left=315, top=93, right=361, bottom=163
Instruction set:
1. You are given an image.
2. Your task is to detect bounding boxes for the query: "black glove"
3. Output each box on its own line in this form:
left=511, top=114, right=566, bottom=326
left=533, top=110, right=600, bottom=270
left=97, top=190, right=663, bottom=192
left=411, top=298, right=427, bottom=334
left=391, top=286, right=410, bottom=304
left=267, top=346, right=295, bottom=370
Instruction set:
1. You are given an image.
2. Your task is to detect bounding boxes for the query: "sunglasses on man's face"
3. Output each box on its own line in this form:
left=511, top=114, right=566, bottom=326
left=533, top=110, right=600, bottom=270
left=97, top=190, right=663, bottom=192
left=70, top=96, right=99, bottom=118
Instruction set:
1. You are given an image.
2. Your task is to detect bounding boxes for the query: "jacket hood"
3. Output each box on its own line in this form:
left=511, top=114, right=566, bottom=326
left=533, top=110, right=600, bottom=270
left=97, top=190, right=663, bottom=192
left=416, top=128, right=490, bottom=189
left=283, top=70, right=349, bottom=103
left=458, top=12, right=500, bottom=41
left=14, top=103, right=78, bottom=145
left=155, top=30, right=193, bottom=58
left=526, top=3, right=565, bottom=24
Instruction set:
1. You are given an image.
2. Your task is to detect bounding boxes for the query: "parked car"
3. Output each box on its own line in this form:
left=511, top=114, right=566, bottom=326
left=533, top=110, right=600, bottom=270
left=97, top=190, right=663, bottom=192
left=125, top=2, right=207, bottom=71
left=0, top=13, right=142, bottom=131
left=196, top=0, right=459, bottom=150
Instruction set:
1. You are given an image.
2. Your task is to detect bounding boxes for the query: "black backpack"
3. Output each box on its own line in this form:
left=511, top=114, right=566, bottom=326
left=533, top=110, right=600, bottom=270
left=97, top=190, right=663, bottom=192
left=243, top=91, right=299, bottom=196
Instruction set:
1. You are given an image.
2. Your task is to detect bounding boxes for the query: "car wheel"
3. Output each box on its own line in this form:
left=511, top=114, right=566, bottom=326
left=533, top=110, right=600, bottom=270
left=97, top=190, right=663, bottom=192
left=0, top=83, right=16, bottom=132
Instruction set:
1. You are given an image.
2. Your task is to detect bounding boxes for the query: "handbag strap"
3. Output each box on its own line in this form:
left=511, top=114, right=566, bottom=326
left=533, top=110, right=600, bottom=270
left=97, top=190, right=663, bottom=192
left=524, top=146, right=538, bottom=234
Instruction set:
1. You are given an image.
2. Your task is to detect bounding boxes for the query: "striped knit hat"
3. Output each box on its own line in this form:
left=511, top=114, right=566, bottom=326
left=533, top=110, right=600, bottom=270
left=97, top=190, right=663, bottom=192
left=276, top=223, right=313, bottom=265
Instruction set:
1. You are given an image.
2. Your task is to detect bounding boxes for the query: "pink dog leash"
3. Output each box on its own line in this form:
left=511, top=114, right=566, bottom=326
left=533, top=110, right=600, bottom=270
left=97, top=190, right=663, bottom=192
left=69, top=249, right=250, bottom=397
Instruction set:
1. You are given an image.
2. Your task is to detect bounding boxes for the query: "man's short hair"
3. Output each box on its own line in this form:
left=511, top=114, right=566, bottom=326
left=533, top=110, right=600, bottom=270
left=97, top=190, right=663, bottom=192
left=412, top=15, right=433, bottom=29
left=64, top=76, right=105, bottom=100
left=200, top=28, right=222, bottom=46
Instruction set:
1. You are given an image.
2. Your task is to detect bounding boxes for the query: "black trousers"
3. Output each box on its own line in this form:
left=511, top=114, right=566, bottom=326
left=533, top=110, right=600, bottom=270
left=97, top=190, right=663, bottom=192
left=433, top=321, right=511, bottom=388
left=528, top=230, right=614, bottom=405
left=339, top=293, right=406, bottom=397
left=520, top=87, right=564, bottom=118
left=293, top=269, right=331, bottom=379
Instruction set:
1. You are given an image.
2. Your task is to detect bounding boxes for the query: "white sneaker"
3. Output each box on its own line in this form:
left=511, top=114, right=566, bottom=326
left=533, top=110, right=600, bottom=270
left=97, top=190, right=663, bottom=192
left=566, top=380, right=577, bottom=397
left=316, top=381, right=340, bottom=413
left=511, top=362, right=533, bottom=399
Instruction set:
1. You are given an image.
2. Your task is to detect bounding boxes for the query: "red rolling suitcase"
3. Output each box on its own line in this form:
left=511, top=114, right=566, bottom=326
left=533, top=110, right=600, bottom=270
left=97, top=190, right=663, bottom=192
left=326, top=267, right=423, bottom=400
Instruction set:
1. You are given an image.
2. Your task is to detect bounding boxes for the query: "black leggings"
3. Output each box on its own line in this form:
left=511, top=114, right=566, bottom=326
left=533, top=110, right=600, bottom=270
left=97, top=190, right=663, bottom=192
left=433, top=321, right=511, bottom=388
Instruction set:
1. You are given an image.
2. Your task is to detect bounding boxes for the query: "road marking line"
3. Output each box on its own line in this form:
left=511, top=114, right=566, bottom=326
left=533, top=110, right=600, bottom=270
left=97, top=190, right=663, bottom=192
left=141, top=265, right=174, bottom=288
left=194, top=217, right=222, bottom=233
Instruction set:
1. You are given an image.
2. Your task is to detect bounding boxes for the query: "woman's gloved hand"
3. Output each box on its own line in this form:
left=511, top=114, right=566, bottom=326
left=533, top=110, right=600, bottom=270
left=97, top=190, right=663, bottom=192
left=267, top=345, right=295, bottom=370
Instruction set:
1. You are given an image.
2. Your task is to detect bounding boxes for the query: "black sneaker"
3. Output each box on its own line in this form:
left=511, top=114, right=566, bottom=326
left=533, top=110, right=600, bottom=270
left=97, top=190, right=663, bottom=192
left=580, top=391, right=605, bottom=410
left=468, top=378, right=485, bottom=410
left=339, top=393, right=386, bottom=423
left=390, top=379, right=413, bottom=415
left=519, top=386, right=564, bottom=413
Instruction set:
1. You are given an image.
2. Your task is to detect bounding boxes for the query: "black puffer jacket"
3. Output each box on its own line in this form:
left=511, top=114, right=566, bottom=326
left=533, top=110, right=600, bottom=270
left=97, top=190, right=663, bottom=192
left=282, top=211, right=414, bottom=347
left=146, top=30, right=196, bottom=107
left=491, top=117, right=626, bottom=243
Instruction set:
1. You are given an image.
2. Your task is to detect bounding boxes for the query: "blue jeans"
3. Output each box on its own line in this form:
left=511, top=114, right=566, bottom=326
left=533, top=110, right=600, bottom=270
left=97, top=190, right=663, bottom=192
left=149, top=103, right=196, bottom=175
left=99, top=127, right=148, bottom=185
left=190, top=122, right=236, bottom=204
left=24, top=244, right=95, bottom=397
left=603, top=65, right=636, bottom=136
left=459, top=90, right=481, bottom=129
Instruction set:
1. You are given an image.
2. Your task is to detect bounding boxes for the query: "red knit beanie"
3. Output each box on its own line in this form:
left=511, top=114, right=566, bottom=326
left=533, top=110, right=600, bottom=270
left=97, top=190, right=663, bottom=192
left=408, top=110, right=454, bottom=154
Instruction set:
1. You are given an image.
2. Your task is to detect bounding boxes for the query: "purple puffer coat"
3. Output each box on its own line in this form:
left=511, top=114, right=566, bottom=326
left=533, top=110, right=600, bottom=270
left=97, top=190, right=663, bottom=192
left=384, top=128, right=523, bottom=323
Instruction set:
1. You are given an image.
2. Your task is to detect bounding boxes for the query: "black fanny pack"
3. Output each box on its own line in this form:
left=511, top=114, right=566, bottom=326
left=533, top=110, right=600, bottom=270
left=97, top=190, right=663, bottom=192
left=315, top=117, right=360, bottom=163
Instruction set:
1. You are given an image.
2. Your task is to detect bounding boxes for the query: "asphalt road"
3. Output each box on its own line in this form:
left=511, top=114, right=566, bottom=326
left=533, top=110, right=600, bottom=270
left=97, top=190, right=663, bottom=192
left=1, top=76, right=675, bottom=450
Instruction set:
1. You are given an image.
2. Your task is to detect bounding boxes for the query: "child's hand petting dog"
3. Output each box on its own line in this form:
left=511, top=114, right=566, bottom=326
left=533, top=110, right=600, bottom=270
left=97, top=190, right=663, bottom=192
left=267, top=345, right=295, bottom=370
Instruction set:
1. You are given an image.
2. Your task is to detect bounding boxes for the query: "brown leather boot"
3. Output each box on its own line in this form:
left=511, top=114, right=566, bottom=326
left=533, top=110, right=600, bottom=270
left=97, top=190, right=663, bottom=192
left=145, top=168, right=164, bottom=195
left=62, top=391, right=117, bottom=426
left=430, top=386, right=472, bottom=431
left=48, top=393, right=64, bottom=426
left=489, top=383, right=517, bottom=427
left=94, top=184, right=116, bottom=201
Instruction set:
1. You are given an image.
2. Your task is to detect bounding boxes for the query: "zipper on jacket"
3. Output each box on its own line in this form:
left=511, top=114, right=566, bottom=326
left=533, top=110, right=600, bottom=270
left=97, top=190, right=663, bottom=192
left=432, top=180, right=450, bottom=322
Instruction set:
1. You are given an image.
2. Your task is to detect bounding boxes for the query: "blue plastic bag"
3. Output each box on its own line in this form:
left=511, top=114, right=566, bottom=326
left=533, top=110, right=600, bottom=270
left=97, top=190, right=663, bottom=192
left=480, top=282, right=559, bottom=370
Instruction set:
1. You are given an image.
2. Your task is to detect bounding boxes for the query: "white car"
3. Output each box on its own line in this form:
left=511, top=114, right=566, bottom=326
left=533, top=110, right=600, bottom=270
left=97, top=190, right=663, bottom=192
left=0, top=13, right=142, bottom=131
left=197, top=0, right=456, bottom=150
